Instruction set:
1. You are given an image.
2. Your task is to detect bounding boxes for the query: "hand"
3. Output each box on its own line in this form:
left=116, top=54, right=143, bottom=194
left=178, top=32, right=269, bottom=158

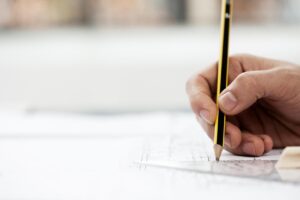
left=186, top=54, right=300, bottom=156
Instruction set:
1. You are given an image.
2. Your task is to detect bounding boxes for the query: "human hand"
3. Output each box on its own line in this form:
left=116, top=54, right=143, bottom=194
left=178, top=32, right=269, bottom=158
left=186, top=54, right=300, bottom=156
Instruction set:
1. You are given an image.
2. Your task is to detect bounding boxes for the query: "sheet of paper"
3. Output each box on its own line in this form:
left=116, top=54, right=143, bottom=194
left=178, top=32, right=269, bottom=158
left=137, top=132, right=300, bottom=183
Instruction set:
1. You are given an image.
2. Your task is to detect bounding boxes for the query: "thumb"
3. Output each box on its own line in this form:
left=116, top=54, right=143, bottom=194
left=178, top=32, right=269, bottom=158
left=218, top=68, right=282, bottom=115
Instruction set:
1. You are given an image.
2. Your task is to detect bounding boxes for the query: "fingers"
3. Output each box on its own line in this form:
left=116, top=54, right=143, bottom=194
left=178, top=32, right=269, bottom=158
left=258, top=134, right=273, bottom=152
left=187, top=54, right=283, bottom=120
left=196, top=118, right=242, bottom=149
left=187, top=54, right=284, bottom=121
left=227, top=133, right=264, bottom=156
left=218, top=68, right=281, bottom=115
left=228, top=54, right=288, bottom=72
left=225, top=54, right=288, bottom=83
left=226, top=133, right=273, bottom=156
left=191, top=94, right=216, bottom=124
left=187, top=54, right=283, bottom=157
left=186, top=64, right=218, bottom=124
left=196, top=116, right=273, bottom=156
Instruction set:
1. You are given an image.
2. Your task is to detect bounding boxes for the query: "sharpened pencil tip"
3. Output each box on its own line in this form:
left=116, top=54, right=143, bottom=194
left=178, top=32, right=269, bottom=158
left=214, top=144, right=223, bottom=161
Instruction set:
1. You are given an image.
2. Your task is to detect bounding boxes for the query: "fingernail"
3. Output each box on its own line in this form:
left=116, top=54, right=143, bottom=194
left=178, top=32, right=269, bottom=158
left=225, top=135, right=232, bottom=148
left=219, top=92, right=238, bottom=111
left=242, top=142, right=256, bottom=155
left=200, top=110, right=213, bottom=125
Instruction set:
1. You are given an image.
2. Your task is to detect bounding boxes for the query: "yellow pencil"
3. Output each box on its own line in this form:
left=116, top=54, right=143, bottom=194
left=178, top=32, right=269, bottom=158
left=214, top=0, right=233, bottom=161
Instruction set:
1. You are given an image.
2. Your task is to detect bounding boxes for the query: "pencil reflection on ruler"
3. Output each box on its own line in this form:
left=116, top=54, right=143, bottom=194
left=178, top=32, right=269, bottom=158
left=214, top=0, right=233, bottom=161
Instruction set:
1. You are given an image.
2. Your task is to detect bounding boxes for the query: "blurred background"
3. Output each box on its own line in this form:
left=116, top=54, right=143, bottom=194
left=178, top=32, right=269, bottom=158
left=0, top=0, right=300, bottom=113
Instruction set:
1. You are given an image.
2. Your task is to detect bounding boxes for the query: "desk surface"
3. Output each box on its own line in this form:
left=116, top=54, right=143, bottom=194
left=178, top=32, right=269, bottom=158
left=0, top=111, right=299, bottom=200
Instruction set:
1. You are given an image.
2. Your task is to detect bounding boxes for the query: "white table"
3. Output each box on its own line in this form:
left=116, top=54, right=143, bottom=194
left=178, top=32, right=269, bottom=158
left=0, top=111, right=299, bottom=200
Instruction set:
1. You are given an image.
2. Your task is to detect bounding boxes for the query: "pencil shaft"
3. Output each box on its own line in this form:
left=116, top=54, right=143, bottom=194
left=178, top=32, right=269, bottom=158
left=214, top=0, right=232, bottom=159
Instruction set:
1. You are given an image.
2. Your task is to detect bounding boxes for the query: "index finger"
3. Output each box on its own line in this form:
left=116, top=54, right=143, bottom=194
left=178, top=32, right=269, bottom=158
left=186, top=62, right=218, bottom=124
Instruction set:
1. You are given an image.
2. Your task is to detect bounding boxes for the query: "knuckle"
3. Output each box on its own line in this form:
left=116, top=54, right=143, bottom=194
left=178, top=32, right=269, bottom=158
left=232, top=72, right=263, bottom=99
left=235, top=72, right=257, bottom=89
left=190, top=97, right=200, bottom=111
left=228, top=55, right=240, bottom=64
left=229, top=53, right=252, bottom=64
left=186, top=73, right=207, bottom=96
left=185, top=74, right=197, bottom=94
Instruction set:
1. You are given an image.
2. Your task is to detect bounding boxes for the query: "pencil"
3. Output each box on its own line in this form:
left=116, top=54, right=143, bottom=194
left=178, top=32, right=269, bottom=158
left=214, top=0, right=233, bottom=161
